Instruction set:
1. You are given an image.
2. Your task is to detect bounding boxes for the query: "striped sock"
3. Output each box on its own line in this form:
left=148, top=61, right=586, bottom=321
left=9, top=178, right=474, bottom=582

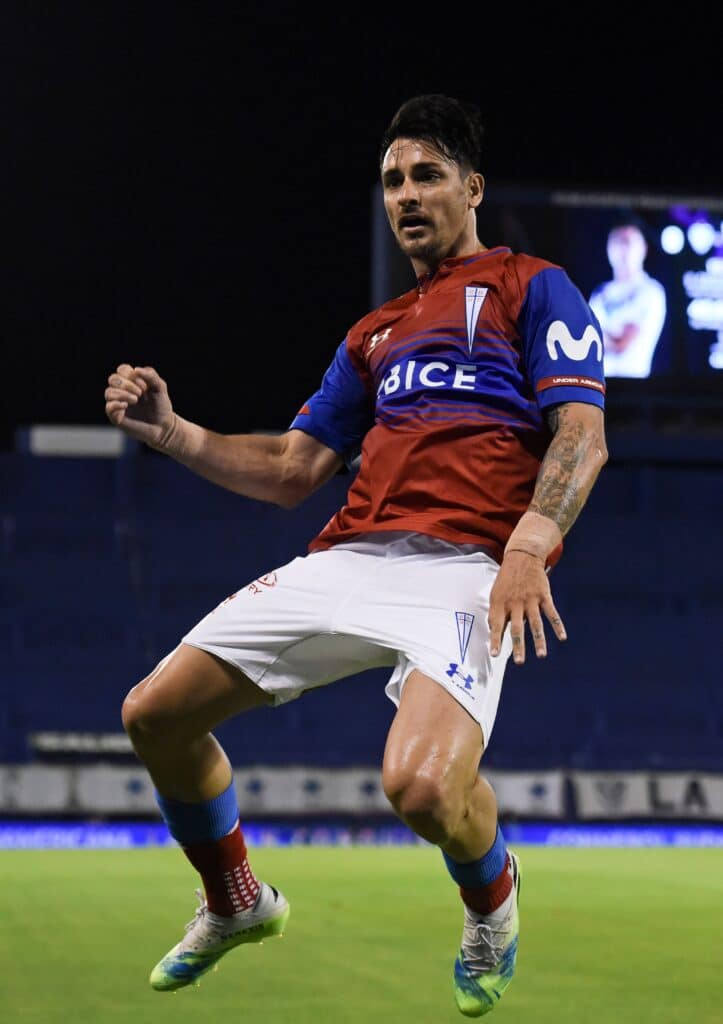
left=442, top=825, right=513, bottom=915
left=155, top=781, right=259, bottom=916
left=183, top=824, right=260, bottom=915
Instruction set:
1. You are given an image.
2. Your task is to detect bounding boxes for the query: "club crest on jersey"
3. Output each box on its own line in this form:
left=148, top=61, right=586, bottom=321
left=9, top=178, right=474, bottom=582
left=368, top=327, right=392, bottom=354
left=546, top=320, right=602, bottom=362
left=465, top=286, right=488, bottom=354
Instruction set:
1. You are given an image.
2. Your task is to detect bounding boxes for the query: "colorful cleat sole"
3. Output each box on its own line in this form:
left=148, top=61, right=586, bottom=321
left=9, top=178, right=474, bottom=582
left=150, top=884, right=290, bottom=992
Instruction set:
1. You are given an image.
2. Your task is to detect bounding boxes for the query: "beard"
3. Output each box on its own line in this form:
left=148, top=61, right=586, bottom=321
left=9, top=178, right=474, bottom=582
left=395, top=229, right=444, bottom=264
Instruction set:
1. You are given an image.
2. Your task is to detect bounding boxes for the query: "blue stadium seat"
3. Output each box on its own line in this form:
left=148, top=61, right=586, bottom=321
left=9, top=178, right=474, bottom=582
left=3, top=448, right=721, bottom=777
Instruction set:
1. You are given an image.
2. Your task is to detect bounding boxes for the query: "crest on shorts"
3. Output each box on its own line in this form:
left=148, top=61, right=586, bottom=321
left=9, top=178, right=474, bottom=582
left=455, top=611, right=475, bottom=662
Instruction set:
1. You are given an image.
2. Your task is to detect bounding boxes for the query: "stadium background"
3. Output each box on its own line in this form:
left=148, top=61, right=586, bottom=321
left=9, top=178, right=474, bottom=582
left=2, top=4, right=722, bottom=833
left=2, top=6, right=721, bottom=830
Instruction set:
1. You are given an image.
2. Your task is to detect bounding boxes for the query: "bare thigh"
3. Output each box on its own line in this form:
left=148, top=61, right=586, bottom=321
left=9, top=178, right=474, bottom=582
left=122, top=641, right=273, bottom=740
left=381, top=671, right=496, bottom=854
left=382, top=670, right=484, bottom=800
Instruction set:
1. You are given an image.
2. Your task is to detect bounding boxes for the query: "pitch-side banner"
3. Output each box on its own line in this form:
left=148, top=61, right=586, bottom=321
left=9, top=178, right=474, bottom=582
left=486, top=771, right=565, bottom=818
left=572, top=772, right=723, bottom=820
left=0, top=765, right=564, bottom=817
left=2, top=766, right=721, bottom=819
left=232, top=768, right=565, bottom=818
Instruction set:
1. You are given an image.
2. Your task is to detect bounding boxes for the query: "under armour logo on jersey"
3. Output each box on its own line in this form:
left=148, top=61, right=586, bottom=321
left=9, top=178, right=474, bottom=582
left=546, top=320, right=602, bottom=362
left=465, top=286, right=488, bottom=354
left=368, top=327, right=392, bottom=354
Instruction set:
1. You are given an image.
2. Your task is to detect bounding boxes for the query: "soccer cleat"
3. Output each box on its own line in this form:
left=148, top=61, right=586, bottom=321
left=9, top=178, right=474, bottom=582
left=452, top=851, right=521, bottom=1017
left=150, top=882, right=290, bottom=991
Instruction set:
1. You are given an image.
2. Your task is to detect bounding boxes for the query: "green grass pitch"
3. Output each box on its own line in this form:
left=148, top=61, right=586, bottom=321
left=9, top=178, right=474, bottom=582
left=1, top=843, right=720, bottom=1023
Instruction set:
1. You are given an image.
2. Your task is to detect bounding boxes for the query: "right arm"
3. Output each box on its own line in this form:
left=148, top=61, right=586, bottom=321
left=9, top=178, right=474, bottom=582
left=104, top=363, right=343, bottom=508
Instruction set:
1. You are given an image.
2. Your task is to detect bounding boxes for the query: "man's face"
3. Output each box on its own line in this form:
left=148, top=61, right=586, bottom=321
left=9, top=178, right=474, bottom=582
left=381, top=138, right=477, bottom=264
left=607, top=225, right=647, bottom=275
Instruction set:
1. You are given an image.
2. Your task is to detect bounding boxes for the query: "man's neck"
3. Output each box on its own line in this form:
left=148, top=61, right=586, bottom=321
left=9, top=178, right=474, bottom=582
left=412, top=239, right=487, bottom=279
left=614, top=268, right=646, bottom=285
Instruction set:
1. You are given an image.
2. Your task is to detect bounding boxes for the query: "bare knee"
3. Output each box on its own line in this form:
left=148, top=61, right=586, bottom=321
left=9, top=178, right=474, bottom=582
left=121, top=644, right=264, bottom=753
left=121, top=680, right=159, bottom=744
left=382, top=766, right=462, bottom=846
left=121, top=676, right=188, bottom=751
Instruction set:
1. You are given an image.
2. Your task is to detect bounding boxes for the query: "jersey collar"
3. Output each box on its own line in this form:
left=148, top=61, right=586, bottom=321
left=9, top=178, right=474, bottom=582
left=416, top=247, right=511, bottom=291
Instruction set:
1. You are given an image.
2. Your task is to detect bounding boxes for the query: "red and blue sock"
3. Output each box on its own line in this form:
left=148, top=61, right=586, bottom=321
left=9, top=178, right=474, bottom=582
left=155, top=781, right=259, bottom=917
left=442, top=824, right=512, bottom=914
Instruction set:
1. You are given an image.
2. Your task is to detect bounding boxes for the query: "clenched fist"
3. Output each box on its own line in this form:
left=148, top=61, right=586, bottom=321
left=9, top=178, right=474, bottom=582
left=104, top=364, right=175, bottom=449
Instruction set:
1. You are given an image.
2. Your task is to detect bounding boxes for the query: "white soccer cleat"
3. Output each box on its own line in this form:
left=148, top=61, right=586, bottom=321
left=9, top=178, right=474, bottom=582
left=150, top=882, right=290, bottom=991
left=452, top=851, right=521, bottom=1016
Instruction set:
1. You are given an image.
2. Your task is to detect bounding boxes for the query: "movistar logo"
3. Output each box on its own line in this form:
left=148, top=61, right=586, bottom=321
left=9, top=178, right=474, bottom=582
left=546, top=321, right=602, bottom=362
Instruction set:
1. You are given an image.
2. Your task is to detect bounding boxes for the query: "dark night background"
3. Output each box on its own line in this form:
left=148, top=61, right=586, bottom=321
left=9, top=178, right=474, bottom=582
left=2, top=6, right=721, bottom=447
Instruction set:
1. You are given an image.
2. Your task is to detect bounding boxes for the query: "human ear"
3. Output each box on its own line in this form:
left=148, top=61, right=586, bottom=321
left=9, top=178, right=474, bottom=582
left=468, top=172, right=485, bottom=208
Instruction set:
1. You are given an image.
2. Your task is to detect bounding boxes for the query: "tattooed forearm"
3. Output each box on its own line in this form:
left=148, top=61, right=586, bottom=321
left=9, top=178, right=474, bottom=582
left=531, top=419, right=586, bottom=534
left=530, top=404, right=608, bottom=537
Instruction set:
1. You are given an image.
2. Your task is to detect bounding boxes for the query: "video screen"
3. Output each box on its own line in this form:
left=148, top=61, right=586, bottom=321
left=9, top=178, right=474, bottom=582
left=476, top=186, right=723, bottom=382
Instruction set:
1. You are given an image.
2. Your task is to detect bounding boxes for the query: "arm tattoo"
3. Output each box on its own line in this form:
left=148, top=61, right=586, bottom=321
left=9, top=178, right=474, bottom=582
left=530, top=405, right=600, bottom=536
left=546, top=407, right=561, bottom=434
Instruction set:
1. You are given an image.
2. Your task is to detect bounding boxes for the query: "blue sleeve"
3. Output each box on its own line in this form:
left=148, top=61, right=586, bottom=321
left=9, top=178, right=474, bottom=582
left=519, top=267, right=606, bottom=409
left=288, top=339, right=374, bottom=466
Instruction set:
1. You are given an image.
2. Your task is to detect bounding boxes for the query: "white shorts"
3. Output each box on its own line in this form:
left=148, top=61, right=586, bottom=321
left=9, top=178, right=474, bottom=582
left=182, top=531, right=513, bottom=748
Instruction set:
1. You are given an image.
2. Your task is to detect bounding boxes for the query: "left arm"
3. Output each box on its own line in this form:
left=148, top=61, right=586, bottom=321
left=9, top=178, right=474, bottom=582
left=488, top=401, right=608, bottom=664
left=527, top=401, right=607, bottom=536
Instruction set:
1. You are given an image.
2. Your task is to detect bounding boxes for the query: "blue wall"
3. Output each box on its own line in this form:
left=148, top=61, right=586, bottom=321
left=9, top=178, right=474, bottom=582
left=1, top=447, right=721, bottom=771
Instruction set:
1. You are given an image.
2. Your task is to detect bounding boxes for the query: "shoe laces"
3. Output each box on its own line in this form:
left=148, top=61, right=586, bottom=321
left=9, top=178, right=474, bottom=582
left=184, top=889, right=212, bottom=934
left=461, top=909, right=510, bottom=973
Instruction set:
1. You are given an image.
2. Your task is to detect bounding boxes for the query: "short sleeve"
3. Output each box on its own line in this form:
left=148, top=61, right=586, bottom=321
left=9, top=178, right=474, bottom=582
left=519, top=266, right=606, bottom=409
left=288, top=338, right=374, bottom=466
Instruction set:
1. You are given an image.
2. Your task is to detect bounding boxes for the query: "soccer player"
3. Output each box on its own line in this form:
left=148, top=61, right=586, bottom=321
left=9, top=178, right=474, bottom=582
left=589, top=218, right=667, bottom=378
left=105, top=93, right=608, bottom=1017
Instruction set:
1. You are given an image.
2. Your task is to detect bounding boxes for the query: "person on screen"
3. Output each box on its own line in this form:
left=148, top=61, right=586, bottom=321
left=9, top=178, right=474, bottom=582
left=589, top=219, right=667, bottom=378
left=104, top=94, right=608, bottom=1017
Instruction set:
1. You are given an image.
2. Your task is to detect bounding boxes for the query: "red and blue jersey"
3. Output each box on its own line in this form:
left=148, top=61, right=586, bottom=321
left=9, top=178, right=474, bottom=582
left=290, top=247, right=605, bottom=562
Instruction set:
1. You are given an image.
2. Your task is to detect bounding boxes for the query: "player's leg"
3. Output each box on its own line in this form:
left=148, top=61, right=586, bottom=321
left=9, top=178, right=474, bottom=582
left=382, top=668, right=494, bottom=855
left=122, top=641, right=272, bottom=799
left=121, top=642, right=289, bottom=991
left=382, top=670, right=520, bottom=1018
left=124, top=538, right=399, bottom=992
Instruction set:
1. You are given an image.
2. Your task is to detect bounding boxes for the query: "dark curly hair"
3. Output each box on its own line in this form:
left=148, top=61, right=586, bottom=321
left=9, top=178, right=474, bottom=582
left=379, top=94, right=484, bottom=173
